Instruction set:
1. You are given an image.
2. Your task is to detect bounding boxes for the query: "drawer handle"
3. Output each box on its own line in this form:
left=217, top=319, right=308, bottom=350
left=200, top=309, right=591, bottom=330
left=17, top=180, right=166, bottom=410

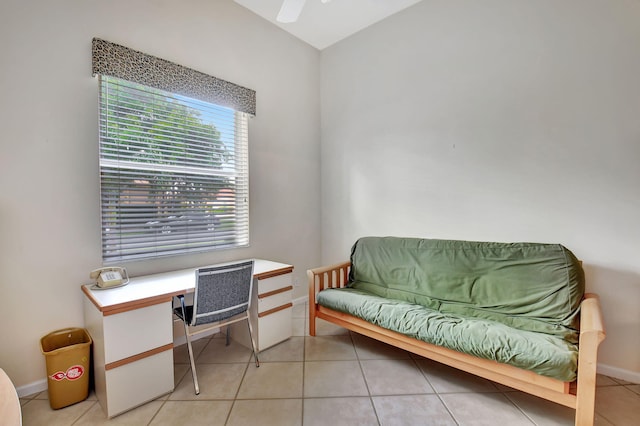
left=258, top=302, right=293, bottom=318
left=105, top=343, right=173, bottom=370
left=254, top=267, right=293, bottom=280
left=258, top=285, right=293, bottom=299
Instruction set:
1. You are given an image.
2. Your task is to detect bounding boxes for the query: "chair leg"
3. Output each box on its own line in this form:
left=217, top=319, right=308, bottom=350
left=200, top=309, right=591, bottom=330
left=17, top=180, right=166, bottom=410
left=226, top=324, right=231, bottom=346
left=183, top=322, right=200, bottom=395
left=246, top=317, right=260, bottom=367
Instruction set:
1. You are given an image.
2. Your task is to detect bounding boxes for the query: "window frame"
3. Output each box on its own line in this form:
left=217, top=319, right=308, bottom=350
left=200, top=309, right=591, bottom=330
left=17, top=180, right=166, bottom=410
left=92, top=39, right=255, bottom=263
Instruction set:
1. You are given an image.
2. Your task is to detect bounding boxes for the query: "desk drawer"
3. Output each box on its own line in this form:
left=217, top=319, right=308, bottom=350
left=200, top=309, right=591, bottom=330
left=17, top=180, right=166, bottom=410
left=257, top=273, right=291, bottom=294
left=257, top=306, right=292, bottom=350
left=258, top=288, right=292, bottom=313
left=103, top=301, right=172, bottom=363
left=104, top=348, right=173, bottom=417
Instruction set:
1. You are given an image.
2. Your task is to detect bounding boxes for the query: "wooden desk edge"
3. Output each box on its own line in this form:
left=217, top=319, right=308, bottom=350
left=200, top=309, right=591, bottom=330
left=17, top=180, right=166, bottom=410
left=82, top=285, right=189, bottom=316
left=82, top=263, right=293, bottom=316
left=254, top=265, right=294, bottom=280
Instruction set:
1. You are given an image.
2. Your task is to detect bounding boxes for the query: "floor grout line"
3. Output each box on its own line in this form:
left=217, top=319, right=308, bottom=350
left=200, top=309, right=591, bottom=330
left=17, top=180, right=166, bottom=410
left=19, top=327, right=640, bottom=425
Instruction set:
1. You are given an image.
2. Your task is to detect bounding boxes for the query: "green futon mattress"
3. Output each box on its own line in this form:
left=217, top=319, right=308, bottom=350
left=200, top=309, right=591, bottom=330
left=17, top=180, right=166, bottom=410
left=317, top=287, right=578, bottom=382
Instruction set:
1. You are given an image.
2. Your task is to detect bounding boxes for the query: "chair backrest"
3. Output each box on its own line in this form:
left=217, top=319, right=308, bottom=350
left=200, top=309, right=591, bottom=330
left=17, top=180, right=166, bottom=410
left=191, top=260, right=255, bottom=327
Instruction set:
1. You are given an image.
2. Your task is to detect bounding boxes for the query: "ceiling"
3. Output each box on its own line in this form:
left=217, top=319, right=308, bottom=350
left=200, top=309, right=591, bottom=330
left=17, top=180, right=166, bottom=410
left=233, top=0, right=423, bottom=50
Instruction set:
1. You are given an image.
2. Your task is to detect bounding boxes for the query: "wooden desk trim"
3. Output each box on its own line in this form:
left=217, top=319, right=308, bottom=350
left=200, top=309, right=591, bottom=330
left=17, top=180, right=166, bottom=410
left=105, top=343, right=174, bottom=371
left=258, top=285, right=294, bottom=299
left=258, top=302, right=293, bottom=318
left=254, top=266, right=294, bottom=280
left=82, top=259, right=293, bottom=316
left=82, top=286, right=187, bottom=316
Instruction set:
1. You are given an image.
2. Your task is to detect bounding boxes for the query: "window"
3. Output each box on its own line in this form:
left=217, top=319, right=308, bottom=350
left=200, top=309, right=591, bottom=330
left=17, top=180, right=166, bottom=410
left=92, top=38, right=255, bottom=262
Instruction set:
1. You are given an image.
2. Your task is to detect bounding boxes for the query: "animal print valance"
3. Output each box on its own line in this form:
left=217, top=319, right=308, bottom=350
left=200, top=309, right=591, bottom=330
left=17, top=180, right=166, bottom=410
left=91, top=38, right=256, bottom=116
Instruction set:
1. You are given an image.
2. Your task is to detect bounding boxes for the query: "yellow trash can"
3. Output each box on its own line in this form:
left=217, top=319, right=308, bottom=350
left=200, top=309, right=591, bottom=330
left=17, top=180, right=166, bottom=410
left=40, top=328, right=92, bottom=409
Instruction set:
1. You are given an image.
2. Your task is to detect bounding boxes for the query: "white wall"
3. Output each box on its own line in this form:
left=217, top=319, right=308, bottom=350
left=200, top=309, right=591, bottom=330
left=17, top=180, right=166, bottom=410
left=2, top=0, right=638, bottom=391
left=320, top=0, right=640, bottom=378
left=0, top=0, right=320, bottom=388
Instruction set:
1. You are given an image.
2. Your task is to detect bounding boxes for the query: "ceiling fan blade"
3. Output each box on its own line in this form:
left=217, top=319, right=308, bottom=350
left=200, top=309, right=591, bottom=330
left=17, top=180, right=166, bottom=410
left=277, top=0, right=306, bottom=23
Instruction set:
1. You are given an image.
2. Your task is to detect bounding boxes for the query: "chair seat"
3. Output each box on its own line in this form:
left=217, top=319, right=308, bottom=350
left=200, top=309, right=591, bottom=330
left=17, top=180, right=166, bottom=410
left=175, top=304, right=249, bottom=326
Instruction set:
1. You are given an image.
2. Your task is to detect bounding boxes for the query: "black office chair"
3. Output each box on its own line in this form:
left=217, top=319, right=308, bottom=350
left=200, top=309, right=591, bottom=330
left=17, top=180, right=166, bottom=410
left=174, top=260, right=259, bottom=395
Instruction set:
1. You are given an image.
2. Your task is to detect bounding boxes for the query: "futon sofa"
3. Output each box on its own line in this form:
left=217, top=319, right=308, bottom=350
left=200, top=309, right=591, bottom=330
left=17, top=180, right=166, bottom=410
left=308, top=236, right=605, bottom=426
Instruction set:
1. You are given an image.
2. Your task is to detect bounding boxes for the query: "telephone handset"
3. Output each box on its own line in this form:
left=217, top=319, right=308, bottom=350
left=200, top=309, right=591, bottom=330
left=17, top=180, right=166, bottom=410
left=90, top=267, right=129, bottom=289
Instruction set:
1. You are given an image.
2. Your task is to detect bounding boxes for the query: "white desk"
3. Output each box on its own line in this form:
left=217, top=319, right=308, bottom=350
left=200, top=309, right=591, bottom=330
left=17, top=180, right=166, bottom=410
left=82, top=259, right=293, bottom=418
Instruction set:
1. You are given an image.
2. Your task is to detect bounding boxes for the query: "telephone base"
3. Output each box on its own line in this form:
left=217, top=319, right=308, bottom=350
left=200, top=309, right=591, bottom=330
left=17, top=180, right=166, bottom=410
left=91, top=282, right=129, bottom=291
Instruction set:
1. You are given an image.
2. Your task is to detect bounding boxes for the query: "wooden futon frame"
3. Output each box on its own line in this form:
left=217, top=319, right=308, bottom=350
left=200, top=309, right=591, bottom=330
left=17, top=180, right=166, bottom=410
left=308, top=261, right=605, bottom=426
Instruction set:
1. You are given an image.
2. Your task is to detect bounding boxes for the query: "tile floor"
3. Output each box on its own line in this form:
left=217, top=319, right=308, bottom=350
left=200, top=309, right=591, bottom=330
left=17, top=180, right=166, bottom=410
left=20, top=303, right=640, bottom=425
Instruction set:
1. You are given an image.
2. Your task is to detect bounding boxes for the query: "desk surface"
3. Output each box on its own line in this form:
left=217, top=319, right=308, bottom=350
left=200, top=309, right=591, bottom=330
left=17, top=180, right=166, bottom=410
left=82, top=259, right=293, bottom=315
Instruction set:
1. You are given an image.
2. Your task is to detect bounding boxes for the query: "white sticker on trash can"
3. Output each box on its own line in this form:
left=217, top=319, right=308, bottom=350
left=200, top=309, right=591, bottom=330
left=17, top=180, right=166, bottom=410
left=50, top=365, right=84, bottom=381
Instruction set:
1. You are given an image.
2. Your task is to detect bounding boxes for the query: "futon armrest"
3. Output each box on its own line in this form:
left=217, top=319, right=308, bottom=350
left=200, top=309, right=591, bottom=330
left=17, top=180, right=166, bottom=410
left=307, top=261, right=351, bottom=336
left=307, top=261, right=351, bottom=302
left=574, top=293, right=605, bottom=425
left=579, top=293, right=605, bottom=340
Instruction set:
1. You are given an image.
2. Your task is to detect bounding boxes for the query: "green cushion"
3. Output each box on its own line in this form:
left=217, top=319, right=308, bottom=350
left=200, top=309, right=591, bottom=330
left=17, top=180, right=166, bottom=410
left=348, top=237, right=584, bottom=342
left=317, top=287, right=578, bottom=381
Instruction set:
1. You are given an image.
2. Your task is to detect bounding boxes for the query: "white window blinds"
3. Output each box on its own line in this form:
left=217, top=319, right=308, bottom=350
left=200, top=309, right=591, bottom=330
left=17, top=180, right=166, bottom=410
left=99, top=76, right=249, bottom=262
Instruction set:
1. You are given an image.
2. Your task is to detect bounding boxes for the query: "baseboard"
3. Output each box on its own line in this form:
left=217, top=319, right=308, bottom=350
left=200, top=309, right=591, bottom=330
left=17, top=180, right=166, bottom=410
left=598, top=363, right=640, bottom=384
left=16, top=378, right=47, bottom=398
